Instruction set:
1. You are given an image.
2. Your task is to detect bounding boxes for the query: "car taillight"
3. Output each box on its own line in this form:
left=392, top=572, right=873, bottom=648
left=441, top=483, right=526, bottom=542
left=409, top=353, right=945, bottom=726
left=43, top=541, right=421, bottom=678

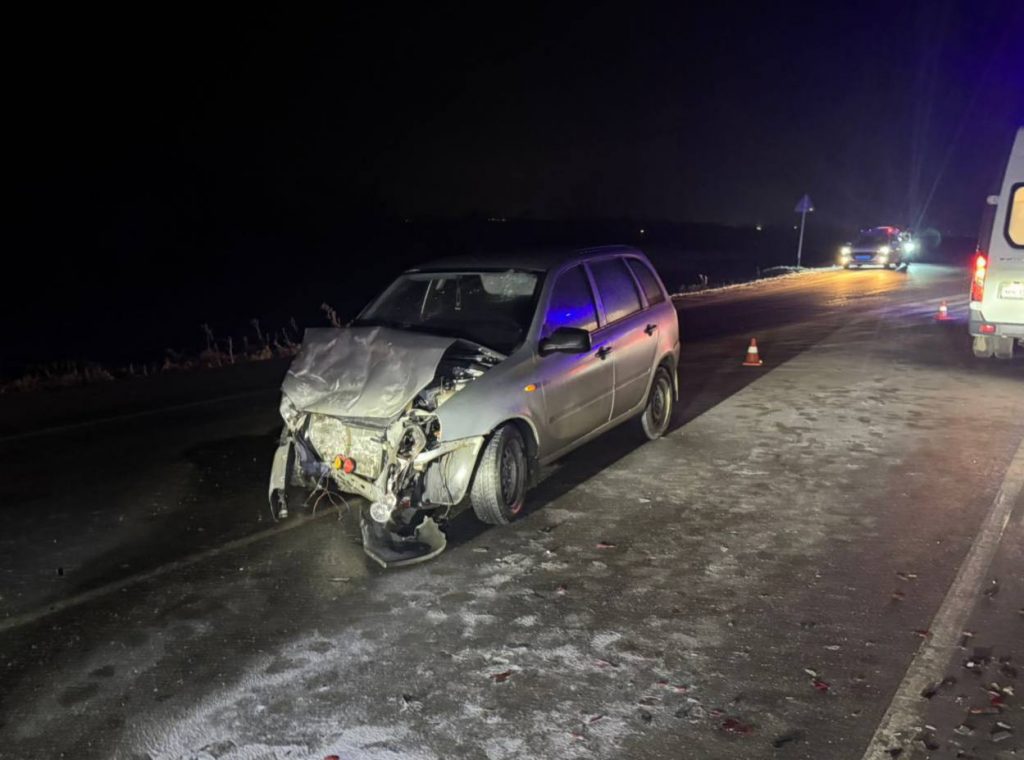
left=971, top=252, right=987, bottom=302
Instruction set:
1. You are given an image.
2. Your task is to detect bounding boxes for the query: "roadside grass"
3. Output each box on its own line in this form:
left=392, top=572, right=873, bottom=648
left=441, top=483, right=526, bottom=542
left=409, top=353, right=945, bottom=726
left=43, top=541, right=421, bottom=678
left=1, top=314, right=315, bottom=395
left=4, top=262, right=828, bottom=394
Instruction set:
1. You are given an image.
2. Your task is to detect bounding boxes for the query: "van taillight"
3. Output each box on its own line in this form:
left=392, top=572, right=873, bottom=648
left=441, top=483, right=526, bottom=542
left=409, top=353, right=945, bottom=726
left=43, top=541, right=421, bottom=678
left=971, top=252, right=987, bottom=302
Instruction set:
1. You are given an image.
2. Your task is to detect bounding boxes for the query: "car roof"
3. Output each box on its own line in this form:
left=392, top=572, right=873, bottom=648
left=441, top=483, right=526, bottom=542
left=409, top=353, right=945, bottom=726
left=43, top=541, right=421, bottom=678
left=406, top=245, right=646, bottom=273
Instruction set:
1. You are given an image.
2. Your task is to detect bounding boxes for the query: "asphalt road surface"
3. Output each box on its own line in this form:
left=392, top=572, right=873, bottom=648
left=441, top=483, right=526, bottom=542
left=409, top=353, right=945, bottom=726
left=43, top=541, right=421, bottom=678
left=1, top=265, right=1022, bottom=760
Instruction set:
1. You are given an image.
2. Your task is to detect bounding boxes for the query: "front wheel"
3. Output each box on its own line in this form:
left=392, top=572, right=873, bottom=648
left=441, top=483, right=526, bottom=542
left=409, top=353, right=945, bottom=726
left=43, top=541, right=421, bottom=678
left=470, top=424, right=528, bottom=525
left=640, top=366, right=674, bottom=440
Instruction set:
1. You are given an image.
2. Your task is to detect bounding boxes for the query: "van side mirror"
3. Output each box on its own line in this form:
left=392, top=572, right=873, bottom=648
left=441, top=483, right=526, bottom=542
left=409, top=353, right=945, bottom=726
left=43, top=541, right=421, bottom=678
left=539, top=326, right=591, bottom=356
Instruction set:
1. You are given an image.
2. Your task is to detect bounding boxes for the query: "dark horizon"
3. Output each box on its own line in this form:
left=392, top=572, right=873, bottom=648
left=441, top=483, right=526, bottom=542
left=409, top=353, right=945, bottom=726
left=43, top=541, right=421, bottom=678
left=6, top=0, right=1024, bottom=370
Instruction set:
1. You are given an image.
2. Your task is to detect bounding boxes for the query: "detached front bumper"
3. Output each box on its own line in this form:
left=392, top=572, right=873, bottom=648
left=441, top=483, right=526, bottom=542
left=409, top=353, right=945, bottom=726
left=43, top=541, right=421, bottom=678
left=360, top=516, right=447, bottom=568
left=268, top=427, right=485, bottom=564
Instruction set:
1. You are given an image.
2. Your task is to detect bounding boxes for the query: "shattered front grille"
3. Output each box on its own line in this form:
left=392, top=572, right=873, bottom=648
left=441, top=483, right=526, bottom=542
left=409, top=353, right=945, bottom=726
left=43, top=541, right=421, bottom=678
left=306, top=415, right=384, bottom=479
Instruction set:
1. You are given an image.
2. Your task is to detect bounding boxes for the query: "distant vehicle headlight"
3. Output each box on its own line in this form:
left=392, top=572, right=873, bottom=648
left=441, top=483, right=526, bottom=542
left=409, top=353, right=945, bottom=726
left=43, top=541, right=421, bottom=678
left=903, top=240, right=917, bottom=253
left=840, top=246, right=851, bottom=257
left=878, top=246, right=891, bottom=256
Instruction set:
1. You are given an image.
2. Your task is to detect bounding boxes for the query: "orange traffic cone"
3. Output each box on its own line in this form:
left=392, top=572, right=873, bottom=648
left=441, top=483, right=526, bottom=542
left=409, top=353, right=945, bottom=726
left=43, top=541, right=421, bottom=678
left=935, top=300, right=951, bottom=321
left=742, top=339, right=763, bottom=366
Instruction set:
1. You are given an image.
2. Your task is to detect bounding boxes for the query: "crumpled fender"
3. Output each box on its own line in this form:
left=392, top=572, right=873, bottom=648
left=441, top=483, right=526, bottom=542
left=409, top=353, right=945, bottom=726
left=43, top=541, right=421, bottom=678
left=268, top=434, right=293, bottom=504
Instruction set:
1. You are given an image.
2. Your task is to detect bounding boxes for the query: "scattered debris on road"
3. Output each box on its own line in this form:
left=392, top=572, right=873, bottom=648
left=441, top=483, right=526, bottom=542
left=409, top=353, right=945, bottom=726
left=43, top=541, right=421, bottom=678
left=720, top=717, right=754, bottom=735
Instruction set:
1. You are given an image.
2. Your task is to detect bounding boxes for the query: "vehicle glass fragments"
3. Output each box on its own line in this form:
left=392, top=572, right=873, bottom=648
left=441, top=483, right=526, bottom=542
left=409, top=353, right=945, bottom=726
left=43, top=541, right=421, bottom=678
left=589, top=258, right=643, bottom=323
left=356, top=270, right=541, bottom=354
left=544, top=265, right=599, bottom=335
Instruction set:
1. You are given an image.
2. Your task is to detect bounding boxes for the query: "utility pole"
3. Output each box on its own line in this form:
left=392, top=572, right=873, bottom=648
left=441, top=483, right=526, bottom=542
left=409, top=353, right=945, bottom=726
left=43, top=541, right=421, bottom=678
left=794, top=194, right=814, bottom=268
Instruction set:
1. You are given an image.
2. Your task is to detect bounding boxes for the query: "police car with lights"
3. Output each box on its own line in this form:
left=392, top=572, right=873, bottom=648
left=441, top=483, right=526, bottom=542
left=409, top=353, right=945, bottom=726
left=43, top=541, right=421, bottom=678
left=838, top=226, right=915, bottom=270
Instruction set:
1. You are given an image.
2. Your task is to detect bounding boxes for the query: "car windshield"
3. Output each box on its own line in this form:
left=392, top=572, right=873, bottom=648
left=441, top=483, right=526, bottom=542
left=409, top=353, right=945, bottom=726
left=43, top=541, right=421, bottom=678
left=354, top=269, right=542, bottom=354
left=854, top=229, right=894, bottom=246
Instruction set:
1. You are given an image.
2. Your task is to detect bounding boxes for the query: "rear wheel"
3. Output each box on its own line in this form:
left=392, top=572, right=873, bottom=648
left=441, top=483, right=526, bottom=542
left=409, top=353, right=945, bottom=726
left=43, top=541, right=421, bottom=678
left=470, top=424, right=528, bottom=525
left=640, top=367, right=674, bottom=440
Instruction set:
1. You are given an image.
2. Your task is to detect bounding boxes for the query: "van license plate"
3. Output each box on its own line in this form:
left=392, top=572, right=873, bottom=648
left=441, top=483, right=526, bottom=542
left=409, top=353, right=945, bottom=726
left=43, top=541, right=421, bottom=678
left=1000, top=281, right=1024, bottom=299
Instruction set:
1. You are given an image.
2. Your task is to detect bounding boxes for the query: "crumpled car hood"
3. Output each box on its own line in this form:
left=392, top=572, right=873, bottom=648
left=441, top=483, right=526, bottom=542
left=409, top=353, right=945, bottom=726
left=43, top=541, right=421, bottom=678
left=282, top=326, right=457, bottom=419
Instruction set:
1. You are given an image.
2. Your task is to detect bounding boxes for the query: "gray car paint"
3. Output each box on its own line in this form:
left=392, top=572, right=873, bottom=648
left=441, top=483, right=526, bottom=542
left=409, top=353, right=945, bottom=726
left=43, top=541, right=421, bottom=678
left=269, top=246, right=680, bottom=529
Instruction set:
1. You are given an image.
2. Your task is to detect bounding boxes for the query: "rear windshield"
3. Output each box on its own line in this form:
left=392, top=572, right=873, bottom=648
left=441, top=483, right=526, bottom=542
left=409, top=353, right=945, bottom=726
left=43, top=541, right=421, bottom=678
left=854, top=229, right=893, bottom=245
left=1007, top=184, right=1023, bottom=248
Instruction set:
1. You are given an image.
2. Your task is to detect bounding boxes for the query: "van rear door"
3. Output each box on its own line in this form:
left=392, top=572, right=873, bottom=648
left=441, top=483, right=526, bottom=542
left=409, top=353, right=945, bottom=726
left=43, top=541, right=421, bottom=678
left=980, top=129, right=1024, bottom=326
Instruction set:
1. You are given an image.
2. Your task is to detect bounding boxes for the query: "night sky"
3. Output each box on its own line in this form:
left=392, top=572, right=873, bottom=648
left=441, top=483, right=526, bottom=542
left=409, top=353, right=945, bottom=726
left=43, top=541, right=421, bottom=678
left=7, top=1, right=1024, bottom=366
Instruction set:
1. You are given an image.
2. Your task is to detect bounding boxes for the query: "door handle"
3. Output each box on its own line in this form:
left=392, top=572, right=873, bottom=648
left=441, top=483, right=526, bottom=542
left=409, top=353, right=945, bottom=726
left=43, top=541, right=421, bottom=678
left=644, top=323, right=657, bottom=336
left=596, top=345, right=613, bottom=360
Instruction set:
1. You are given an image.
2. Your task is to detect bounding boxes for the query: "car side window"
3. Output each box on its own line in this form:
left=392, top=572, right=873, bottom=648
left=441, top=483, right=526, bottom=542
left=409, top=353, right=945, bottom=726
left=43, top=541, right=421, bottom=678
left=626, top=258, right=666, bottom=305
left=590, top=258, right=643, bottom=323
left=544, top=265, right=598, bottom=335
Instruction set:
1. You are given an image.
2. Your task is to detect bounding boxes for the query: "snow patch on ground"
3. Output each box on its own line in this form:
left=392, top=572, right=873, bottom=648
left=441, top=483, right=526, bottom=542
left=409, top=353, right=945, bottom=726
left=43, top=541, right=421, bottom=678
left=671, top=265, right=834, bottom=299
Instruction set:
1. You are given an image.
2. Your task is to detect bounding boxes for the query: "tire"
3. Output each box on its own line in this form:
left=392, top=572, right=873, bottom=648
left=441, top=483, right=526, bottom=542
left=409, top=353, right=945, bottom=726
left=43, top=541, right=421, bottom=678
left=640, top=366, right=674, bottom=441
left=470, top=424, right=528, bottom=525
left=994, top=336, right=1015, bottom=360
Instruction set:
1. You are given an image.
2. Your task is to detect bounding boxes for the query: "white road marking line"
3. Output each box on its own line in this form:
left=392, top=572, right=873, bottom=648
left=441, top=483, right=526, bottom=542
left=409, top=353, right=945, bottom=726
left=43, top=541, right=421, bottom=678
left=0, top=507, right=340, bottom=635
left=0, top=388, right=276, bottom=445
left=861, top=432, right=1024, bottom=759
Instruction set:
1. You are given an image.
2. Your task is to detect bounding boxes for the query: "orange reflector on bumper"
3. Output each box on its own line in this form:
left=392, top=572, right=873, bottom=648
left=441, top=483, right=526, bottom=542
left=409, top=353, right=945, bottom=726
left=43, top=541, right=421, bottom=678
left=332, top=455, right=356, bottom=473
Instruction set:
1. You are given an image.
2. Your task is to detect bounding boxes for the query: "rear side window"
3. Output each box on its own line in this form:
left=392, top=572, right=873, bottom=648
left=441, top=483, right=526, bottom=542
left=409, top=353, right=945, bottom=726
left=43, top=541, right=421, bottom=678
left=1007, top=184, right=1024, bottom=248
left=626, top=258, right=666, bottom=305
left=545, top=266, right=598, bottom=334
left=590, top=258, right=643, bottom=323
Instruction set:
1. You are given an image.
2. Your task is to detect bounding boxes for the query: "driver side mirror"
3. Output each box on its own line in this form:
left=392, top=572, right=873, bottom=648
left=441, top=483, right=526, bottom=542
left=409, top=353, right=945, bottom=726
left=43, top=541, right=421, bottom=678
left=539, top=326, right=591, bottom=356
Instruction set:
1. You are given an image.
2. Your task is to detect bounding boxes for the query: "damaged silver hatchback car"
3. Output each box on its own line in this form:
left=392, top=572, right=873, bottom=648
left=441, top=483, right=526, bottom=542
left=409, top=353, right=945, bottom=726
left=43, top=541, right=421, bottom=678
left=269, top=246, right=680, bottom=566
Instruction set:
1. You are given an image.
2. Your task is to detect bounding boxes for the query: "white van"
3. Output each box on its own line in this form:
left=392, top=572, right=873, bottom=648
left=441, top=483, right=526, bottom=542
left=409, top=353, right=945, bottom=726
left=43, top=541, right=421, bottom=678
left=970, top=126, right=1024, bottom=359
